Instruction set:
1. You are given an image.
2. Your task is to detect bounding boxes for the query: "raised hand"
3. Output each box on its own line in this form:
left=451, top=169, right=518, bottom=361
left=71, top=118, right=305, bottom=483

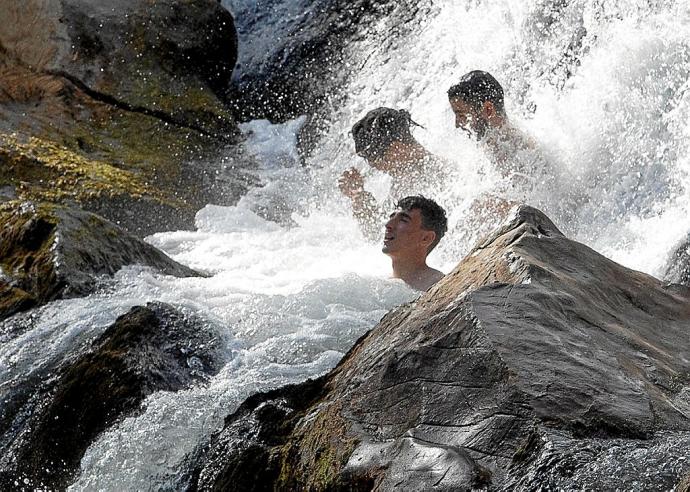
left=338, top=167, right=365, bottom=199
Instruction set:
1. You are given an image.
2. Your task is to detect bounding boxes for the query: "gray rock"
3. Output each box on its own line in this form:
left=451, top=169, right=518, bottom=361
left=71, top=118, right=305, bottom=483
left=1, top=0, right=238, bottom=137
left=189, top=206, right=690, bottom=491
left=0, top=302, right=225, bottom=491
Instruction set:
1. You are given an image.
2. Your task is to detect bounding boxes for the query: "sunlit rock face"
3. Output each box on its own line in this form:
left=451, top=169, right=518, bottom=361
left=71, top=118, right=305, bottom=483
left=189, top=206, right=690, bottom=491
left=0, top=0, right=256, bottom=235
left=0, top=302, right=226, bottom=491
left=0, top=202, right=201, bottom=320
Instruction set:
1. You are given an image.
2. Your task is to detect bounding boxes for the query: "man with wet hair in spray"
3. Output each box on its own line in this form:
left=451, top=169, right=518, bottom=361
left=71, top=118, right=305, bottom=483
left=339, top=107, right=444, bottom=239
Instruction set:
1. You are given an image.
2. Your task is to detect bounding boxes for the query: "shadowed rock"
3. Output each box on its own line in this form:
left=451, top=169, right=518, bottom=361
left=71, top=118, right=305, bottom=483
left=0, top=202, right=201, bottom=320
left=0, top=302, right=225, bottom=491
left=188, top=206, right=690, bottom=491
left=227, top=0, right=431, bottom=142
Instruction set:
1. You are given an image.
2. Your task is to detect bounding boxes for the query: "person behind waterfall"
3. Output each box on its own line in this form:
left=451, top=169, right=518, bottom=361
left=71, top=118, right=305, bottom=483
left=447, top=70, right=559, bottom=220
left=383, top=195, right=447, bottom=291
left=339, top=107, right=444, bottom=239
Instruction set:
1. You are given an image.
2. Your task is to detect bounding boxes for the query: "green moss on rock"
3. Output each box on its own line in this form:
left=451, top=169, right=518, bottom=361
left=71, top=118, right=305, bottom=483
left=0, top=282, right=37, bottom=321
left=276, top=402, right=361, bottom=491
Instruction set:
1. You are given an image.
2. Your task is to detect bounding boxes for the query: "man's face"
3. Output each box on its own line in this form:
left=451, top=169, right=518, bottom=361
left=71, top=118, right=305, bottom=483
left=382, top=208, right=433, bottom=256
left=449, top=97, right=488, bottom=140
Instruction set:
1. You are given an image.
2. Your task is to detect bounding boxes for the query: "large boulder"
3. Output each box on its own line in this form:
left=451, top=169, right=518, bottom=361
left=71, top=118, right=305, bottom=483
left=0, top=0, right=256, bottom=235
left=0, top=302, right=226, bottom=491
left=188, top=206, right=690, bottom=491
left=0, top=201, right=201, bottom=320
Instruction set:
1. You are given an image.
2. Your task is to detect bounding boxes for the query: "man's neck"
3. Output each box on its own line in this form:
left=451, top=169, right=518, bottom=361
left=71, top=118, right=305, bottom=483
left=391, top=256, right=444, bottom=291
left=391, top=255, right=430, bottom=283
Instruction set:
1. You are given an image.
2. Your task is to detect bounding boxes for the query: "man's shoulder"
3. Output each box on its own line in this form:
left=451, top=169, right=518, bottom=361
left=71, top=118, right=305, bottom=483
left=423, top=267, right=445, bottom=289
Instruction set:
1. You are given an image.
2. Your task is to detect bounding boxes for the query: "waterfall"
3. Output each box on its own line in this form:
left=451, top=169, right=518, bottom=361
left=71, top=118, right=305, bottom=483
left=1, top=0, right=687, bottom=489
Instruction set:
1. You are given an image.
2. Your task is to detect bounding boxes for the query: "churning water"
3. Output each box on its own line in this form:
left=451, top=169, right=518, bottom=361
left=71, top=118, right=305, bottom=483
left=1, top=0, right=689, bottom=488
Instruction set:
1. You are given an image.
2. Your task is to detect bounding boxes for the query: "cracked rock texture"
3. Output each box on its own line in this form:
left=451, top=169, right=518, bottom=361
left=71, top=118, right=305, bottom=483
left=0, top=201, right=201, bottom=320
left=0, top=302, right=226, bottom=491
left=0, top=0, right=257, bottom=236
left=188, top=206, right=690, bottom=491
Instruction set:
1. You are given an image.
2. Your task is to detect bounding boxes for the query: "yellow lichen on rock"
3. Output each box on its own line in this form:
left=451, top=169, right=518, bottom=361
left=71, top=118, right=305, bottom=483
left=0, top=132, right=166, bottom=203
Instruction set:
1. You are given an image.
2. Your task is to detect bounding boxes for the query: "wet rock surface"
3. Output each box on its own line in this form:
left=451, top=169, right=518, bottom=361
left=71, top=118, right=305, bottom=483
left=0, top=202, right=201, bottom=320
left=0, top=302, right=225, bottom=491
left=189, top=206, right=690, bottom=491
left=0, top=0, right=256, bottom=235
left=664, top=233, right=690, bottom=287
left=226, top=0, right=432, bottom=124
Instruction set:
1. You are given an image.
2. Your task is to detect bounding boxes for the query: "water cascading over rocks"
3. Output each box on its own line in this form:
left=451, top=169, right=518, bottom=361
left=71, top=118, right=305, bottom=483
left=0, top=302, right=227, bottom=491
left=2, top=0, right=690, bottom=489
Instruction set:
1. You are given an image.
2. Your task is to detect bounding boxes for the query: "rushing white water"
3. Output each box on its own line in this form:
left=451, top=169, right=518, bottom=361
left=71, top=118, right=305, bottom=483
left=1, top=0, right=688, bottom=489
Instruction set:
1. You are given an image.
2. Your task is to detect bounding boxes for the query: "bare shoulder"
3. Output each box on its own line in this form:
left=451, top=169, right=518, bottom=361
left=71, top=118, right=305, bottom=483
left=428, top=267, right=445, bottom=284
left=418, top=267, right=445, bottom=291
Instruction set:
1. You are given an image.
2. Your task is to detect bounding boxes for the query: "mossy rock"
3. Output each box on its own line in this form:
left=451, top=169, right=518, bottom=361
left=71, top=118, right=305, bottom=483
left=0, top=201, right=202, bottom=320
left=0, top=283, right=37, bottom=320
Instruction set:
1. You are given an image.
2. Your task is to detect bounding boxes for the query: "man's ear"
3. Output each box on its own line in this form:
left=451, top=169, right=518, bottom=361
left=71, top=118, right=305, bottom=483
left=422, top=230, right=436, bottom=250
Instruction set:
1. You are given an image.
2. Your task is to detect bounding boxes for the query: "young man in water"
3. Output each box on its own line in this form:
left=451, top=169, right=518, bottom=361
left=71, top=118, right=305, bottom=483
left=383, top=195, right=447, bottom=291
left=447, top=70, right=529, bottom=164
left=447, top=70, right=560, bottom=223
left=339, top=107, right=443, bottom=239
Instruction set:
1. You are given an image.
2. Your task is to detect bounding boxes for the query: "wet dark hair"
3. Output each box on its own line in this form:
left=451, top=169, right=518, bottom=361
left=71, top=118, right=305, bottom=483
left=397, top=195, right=448, bottom=253
left=447, top=70, right=505, bottom=115
left=352, top=107, right=416, bottom=161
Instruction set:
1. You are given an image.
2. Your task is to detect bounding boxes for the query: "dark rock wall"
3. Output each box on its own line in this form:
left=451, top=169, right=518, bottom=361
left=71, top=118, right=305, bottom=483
left=225, top=0, right=433, bottom=151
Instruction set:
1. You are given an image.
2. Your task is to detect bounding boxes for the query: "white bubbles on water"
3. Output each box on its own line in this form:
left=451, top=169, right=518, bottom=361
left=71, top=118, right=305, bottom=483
left=307, top=0, right=690, bottom=276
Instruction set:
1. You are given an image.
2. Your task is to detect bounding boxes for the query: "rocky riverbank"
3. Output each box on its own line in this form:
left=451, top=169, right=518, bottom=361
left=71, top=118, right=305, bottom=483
left=2, top=1, right=689, bottom=490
